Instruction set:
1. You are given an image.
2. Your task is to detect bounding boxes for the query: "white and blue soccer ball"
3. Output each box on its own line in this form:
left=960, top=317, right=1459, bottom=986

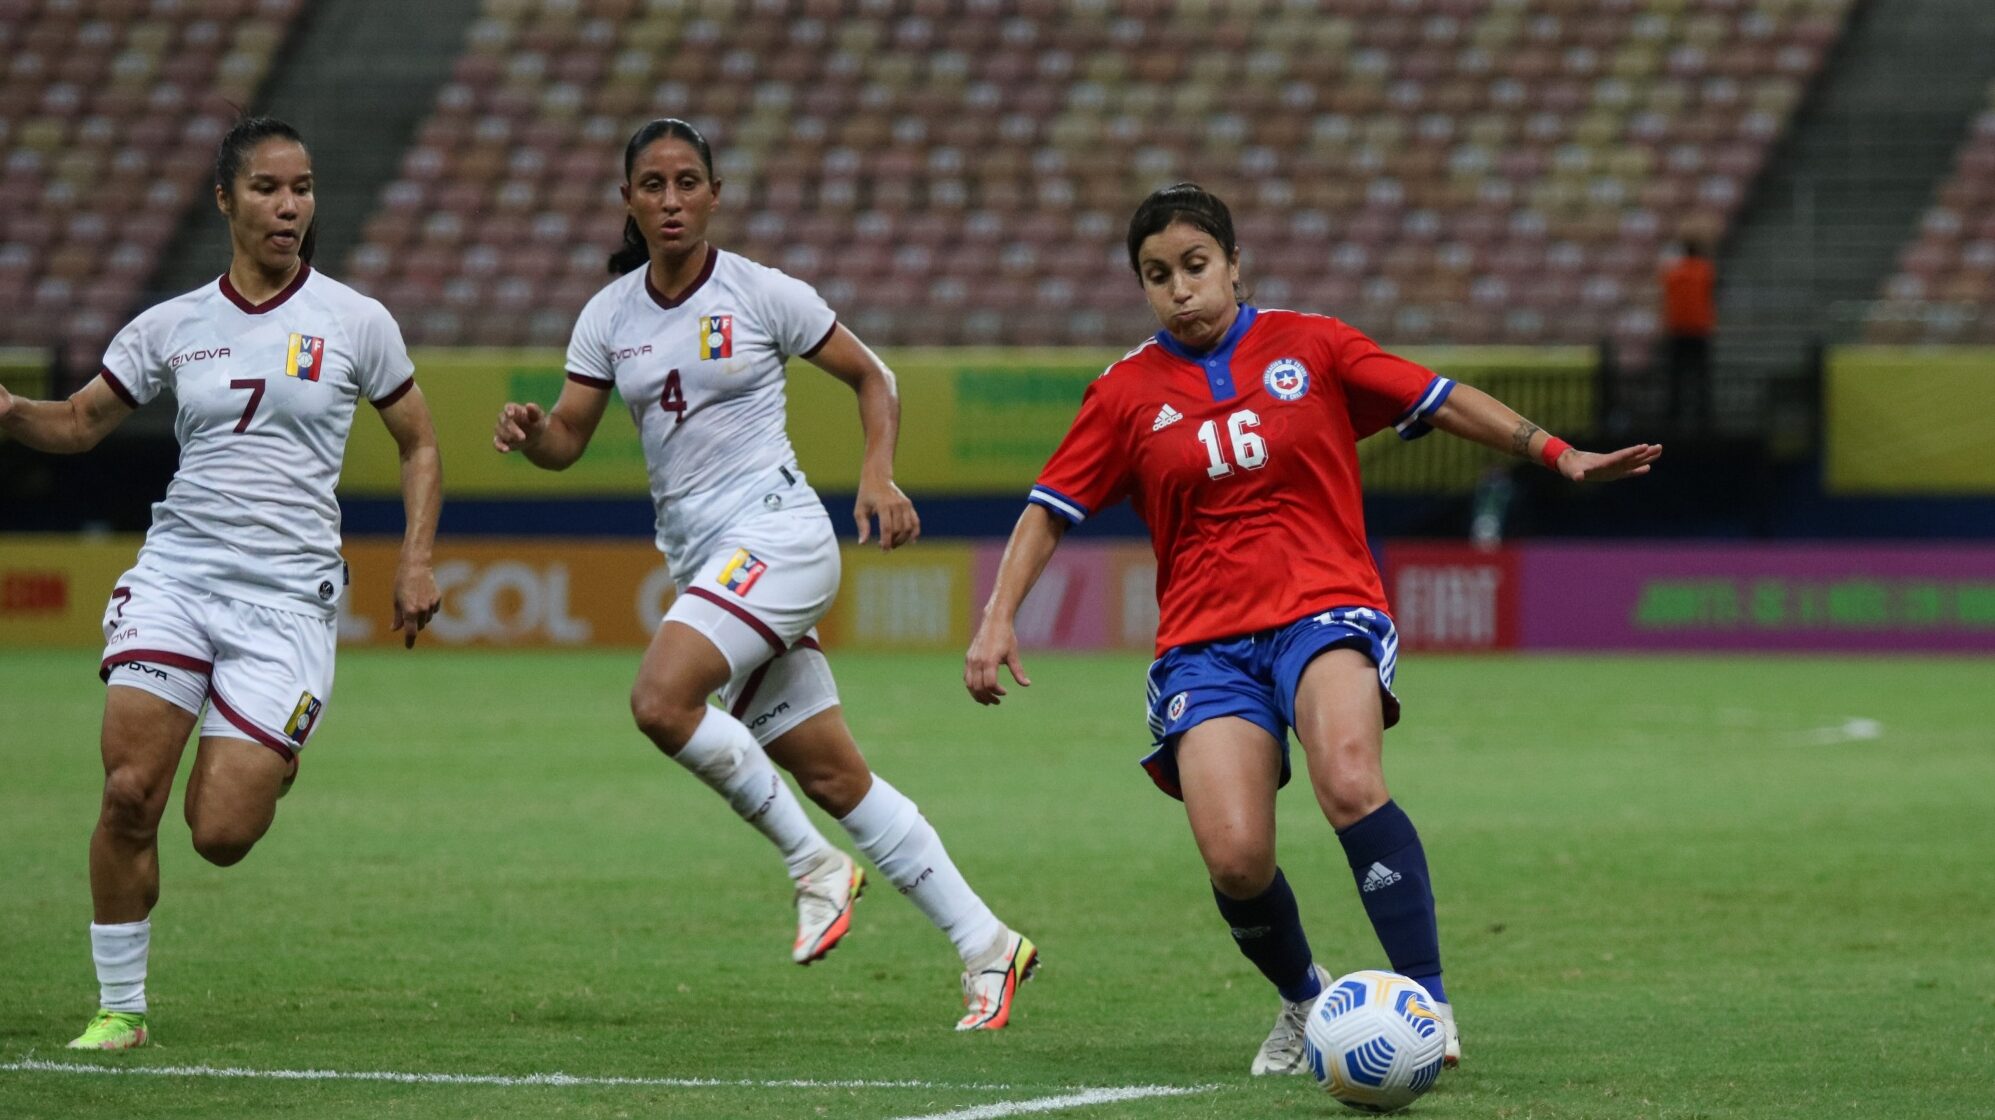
left=1302, top=970, right=1446, bottom=1113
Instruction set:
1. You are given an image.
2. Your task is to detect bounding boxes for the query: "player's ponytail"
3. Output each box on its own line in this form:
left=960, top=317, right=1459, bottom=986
left=607, top=117, right=716, bottom=276
left=1126, top=183, right=1245, bottom=298
left=214, top=116, right=317, bottom=264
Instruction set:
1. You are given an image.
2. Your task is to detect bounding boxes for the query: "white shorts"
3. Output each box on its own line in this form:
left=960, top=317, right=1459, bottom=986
left=98, top=566, right=336, bottom=760
left=718, top=633, right=842, bottom=746
left=666, top=505, right=842, bottom=745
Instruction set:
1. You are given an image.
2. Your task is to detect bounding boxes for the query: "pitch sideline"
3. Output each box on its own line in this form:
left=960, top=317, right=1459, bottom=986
left=2, top=1057, right=1219, bottom=1115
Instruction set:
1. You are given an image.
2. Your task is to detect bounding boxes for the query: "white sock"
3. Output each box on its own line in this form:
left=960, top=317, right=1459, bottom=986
left=91, top=920, right=150, bottom=1013
left=673, top=706, right=834, bottom=878
left=838, top=776, right=1006, bottom=964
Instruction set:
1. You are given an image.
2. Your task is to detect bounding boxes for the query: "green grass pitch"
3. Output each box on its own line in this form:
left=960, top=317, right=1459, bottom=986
left=2, top=648, right=1991, bottom=1119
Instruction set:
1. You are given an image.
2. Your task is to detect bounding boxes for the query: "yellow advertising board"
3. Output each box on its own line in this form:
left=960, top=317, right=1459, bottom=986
left=339, top=345, right=1593, bottom=498
left=338, top=347, right=1120, bottom=497
left=0, top=348, right=49, bottom=401
left=1826, top=347, right=1995, bottom=494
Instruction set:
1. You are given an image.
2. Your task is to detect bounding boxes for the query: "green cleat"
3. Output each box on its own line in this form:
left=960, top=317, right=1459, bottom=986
left=66, top=1009, right=149, bottom=1050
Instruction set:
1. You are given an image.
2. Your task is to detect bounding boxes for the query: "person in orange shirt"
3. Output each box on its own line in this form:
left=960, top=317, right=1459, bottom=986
left=1661, top=240, right=1717, bottom=431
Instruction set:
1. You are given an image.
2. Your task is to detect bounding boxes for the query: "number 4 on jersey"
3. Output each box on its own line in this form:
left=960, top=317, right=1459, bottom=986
left=659, top=369, right=686, bottom=424
left=1197, top=409, right=1266, bottom=478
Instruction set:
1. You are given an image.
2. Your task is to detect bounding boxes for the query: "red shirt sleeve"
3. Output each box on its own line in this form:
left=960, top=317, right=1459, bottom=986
left=1326, top=319, right=1457, bottom=441
left=1029, top=377, right=1132, bottom=524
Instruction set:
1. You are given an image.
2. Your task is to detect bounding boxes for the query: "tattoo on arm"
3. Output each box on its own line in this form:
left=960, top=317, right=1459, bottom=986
left=1509, top=421, right=1541, bottom=459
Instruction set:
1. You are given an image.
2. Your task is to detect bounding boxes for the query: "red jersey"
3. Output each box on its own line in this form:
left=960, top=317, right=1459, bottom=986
left=1030, top=307, right=1455, bottom=655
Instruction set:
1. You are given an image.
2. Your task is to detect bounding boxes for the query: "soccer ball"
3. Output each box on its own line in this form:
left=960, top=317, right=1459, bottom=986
left=1303, top=970, right=1446, bottom=1113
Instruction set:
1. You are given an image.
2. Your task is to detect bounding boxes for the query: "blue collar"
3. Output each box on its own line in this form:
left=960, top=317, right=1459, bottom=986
left=1154, top=305, right=1258, bottom=402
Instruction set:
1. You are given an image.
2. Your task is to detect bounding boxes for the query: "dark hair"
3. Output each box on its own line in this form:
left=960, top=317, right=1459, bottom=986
left=608, top=118, right=716, bottom=275
left=214, top=116, right=316, bottom=265
left=1126, top=182, right=1238, bottom=276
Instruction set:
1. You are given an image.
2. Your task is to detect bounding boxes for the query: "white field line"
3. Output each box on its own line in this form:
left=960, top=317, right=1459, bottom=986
left=887, top=1084, right=1214, bottom=1120
left=2, top=1058, right=1218, bottom=1107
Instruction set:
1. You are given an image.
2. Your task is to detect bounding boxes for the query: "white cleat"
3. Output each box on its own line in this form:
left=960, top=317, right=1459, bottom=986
left=956, top=928, right=1039, bottom=1031
left=792, top=850, right=864, bottom=965
left=1251, top=963, right=1331, bottom=1076
left=1434, top=1000, right=1461, bottom=1068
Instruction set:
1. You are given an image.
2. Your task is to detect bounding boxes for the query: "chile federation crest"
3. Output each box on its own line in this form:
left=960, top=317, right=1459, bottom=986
left=1263, top=358, right=1310, bottom=401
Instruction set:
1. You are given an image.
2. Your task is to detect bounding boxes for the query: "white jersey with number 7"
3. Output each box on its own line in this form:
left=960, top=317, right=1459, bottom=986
left=98, top=265, right=416, bottom=618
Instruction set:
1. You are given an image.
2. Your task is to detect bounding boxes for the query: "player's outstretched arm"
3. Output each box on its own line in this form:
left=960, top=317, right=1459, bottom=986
left=493, top=378, right=610, bottom=471
left=965, top=504, right=1068, bottom=706
left=378, top=384, right=443, bottom=648
left=805, top=324, right=919, bottom=551
left=0, top=377, right=134, bottom=454
left=1428, top=382, right=1662, bottom=482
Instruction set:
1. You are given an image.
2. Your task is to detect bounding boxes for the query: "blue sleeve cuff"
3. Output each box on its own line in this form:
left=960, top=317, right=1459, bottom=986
left=1027, top=485, right=1089, bottom=525
left=1393, top=376, right=1456, bottom=441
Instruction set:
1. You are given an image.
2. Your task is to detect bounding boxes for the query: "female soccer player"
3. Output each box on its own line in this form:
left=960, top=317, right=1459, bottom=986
left=0, top=117, right=443, bottom=1050
left=492, top=119, right=1034, bottom=1030
left=965, top=183, right=1660, bottom=1073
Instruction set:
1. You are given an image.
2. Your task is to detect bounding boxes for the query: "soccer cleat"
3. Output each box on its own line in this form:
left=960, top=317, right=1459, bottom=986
left=792, top=850, right=864, bottom=964
left=1251, top=964, right=1331, bottom=1076
left=956, top=929, right=1038, bottom=1031
left=1434, top=1000, right=1461, bottom=1068
left=65, top=1009, right=149, bottom=1050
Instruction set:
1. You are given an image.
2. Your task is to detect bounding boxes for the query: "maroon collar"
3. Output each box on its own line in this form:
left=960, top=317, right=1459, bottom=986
left=644, top=245, right=717, bottom=310
left=219, top=263, right=312, bottom=314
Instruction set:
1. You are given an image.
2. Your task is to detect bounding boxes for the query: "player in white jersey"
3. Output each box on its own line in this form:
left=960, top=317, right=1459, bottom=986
left=493, top=119, right=1035, bottom=1029
left=0, top=118, right=443, bottom=1051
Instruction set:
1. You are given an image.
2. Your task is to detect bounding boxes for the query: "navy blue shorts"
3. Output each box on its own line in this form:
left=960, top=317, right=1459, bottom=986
left=1140, top=607, right=1402, bottom=801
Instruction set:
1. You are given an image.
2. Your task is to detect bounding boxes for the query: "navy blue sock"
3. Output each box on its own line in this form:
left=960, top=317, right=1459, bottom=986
left=1337, top=800, right=1447, bottom=1003
left=1212, top=868, right=1322, bottom=1003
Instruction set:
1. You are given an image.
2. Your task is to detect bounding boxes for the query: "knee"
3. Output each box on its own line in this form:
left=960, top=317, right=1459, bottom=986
left=189, top=825, right=258, bottom=867
left=795, top=763, right=869, bottom=818
left=630, top=685, right=708, bottom=754
left=98, top=768, right=165, bottom=840
left=1309, top=738, right=1389, bottom=829
left=1315, top=773, right=1389, bottom=830
left=1207, top=849, right=1278, bottom=901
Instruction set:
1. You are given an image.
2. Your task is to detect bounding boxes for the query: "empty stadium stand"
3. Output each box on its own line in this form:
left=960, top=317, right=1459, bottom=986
left=1868, top=79, right=1995, bottom=343
left=341, top=0, right=1853, bottom=361
left=0, top=0, right=305, bottom=377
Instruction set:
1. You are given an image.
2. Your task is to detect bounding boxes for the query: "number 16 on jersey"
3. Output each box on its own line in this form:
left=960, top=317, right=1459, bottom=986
left=1198, top=409, right=1266, bottom=478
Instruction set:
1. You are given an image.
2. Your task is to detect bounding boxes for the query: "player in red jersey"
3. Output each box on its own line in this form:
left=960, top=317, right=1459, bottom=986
left=965, top=184, right=1659, bottom=1076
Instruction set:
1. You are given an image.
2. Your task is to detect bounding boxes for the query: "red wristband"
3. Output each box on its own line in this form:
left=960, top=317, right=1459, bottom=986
left=1539, top=436, right=1572, bottom=470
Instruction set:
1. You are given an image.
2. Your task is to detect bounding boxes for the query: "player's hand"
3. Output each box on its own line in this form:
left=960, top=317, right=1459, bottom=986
left=0, top=383, right=14, bottom=424
left=855, top=473, right=920, bottom=551
left=964, top=620, right=1031, bottom=706
left=392, top=561, right=441, bottom=649
left=1556, top=442, right=1662, bottom=483
left=493, top=402, right=546, bottom=453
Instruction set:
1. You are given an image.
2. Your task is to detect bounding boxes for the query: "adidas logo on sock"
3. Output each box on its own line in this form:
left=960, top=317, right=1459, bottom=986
left=1361, top=862, right=1402, bottom=892
left=1152, top=404, right=1184, bottom=431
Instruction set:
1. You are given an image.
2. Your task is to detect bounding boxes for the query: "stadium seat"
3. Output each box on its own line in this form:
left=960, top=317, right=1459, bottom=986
left=337, top=0, right=1853, bottom=352
left=0, top=0, right=305, bottom=373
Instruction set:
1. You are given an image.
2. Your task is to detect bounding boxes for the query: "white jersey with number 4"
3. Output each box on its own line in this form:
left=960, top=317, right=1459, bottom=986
left=99, top=266, right=415, bottom=618
left=565, top=246, right=838, bottom=581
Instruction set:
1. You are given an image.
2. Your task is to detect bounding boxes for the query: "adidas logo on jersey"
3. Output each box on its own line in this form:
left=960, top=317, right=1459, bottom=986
left=1152, top=404, right=1184, bottom=431
left=1362, top=862, right=1402, bottom=892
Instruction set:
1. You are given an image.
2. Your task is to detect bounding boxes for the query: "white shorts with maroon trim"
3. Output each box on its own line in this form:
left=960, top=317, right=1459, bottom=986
left=666, top=503, right=840, bottom=677
left=664, top=504, right=843, bottom=744
left=98, top=566, right=335, bottom=761
left=717, top=630, right=841, bottom=746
